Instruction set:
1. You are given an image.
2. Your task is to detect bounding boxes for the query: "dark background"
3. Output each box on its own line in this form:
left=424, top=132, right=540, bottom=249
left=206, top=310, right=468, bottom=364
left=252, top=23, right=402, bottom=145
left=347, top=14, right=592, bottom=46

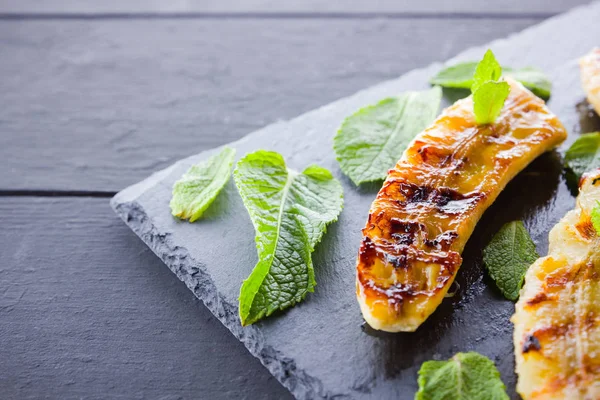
left=0, top=1, right=592, bottom=399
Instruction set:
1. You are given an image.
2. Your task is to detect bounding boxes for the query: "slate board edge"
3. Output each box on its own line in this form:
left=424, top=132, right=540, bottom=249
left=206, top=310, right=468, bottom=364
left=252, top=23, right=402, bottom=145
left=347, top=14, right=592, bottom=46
left=111, top=199, right=328, bottom=399
left=110, top=2, right=598, bottom=398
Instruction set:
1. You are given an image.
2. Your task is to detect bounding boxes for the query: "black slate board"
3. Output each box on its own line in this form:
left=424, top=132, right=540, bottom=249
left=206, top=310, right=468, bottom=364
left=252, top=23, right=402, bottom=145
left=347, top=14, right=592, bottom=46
left=112, top=3, right=600, bottom=399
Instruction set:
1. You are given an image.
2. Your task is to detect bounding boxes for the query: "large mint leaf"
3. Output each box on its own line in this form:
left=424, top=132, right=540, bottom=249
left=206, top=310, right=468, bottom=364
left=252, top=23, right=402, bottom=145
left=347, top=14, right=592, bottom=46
left=233, top=150, right=343, bottom=325
left=170, top=146, right=235, bottom=222
left=482, top=221, right=539, bottom=301
left=416, top=352, right=509, bottom=400
left=565, top=132, right=600, bottom=181
left=430, top=61, right=551, bottom=99
left=333, top=87, right=441, bottom=185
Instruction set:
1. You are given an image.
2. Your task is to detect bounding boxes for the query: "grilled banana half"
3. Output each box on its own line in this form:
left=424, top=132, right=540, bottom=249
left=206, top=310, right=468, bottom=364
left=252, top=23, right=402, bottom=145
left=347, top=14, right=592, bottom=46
left=580, top=48, right=600, bottom=115
left=356, top=78, right=567, bottom=332
left=512, top=170, right=600, bottom=400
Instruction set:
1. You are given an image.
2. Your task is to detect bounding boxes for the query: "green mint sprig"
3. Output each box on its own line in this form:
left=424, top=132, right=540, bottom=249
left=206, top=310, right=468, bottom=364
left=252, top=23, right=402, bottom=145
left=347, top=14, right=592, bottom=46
left=471, top=50, right=511, bottom=125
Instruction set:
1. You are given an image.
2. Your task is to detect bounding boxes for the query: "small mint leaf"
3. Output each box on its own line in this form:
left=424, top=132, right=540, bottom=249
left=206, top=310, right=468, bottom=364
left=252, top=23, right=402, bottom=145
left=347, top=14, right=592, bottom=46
left=470, top=50, right=511, bottom=125
left=472, top=49, right=502, bottom=93
left=565, top=132, right=600, bottom=182
left=505, top=67, right=551, bottom=100
left=416, top=352, right=509, bottom=400
left=473, top=81, right=510, bottom=125
left=483, top=221, right=539, bottom=301
left=170, top=146, right=236, bottom=222
left=430, top=62, right=479, bottom=89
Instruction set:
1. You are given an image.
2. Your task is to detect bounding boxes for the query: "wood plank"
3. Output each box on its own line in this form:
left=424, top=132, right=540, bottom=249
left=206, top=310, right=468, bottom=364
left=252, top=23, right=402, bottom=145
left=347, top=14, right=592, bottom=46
left=0, top=197, right=292, bottom=399
left=0, top=0, right=590, bottom=16
left=0, top=17, right=540, bottom=192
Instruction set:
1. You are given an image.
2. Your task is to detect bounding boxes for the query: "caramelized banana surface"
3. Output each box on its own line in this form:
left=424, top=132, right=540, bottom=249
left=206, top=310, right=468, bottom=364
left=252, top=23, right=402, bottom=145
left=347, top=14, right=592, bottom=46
left=580, top=48, right=600, bottom=115
left=356, top=79, right=567, bottom=332
left=512, top=170, right=600, bottom=400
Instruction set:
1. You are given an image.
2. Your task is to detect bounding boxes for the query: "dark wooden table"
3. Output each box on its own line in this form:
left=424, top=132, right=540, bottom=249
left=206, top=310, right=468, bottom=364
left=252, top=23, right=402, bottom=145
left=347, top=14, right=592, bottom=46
left=0, top=1, right=592, bottom=398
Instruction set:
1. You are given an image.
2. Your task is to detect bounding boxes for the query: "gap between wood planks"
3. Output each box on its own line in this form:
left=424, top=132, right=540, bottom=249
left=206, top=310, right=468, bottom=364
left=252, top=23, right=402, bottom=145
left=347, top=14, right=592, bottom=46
left=0, top=10, right=552, bottom=197
left=0, top=11, right=556, bottom=20
left=0, top=190, right=116, bottom=198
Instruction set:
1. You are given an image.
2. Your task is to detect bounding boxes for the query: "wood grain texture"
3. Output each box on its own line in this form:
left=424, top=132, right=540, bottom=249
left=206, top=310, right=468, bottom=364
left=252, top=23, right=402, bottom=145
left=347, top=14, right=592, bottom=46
left=0, top=18, right=540, bottom=192
left=0, top=197, right=291, bottom=400
left=0, top=0, right=590, bottom=15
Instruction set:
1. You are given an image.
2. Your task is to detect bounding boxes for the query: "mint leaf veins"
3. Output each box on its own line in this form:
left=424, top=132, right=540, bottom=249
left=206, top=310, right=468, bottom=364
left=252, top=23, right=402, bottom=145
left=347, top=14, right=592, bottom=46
left=565, top=132, right=600, bottom=182
left=483, top=221, right=539, bottom=301
left=233, top=150, right=344, bottom=325
left=471, top=50, right=511, bottom=125
left=170, top=146, right=236, bottom=222
left=334, top=87, right=442, bottom=185
left=416, top=352, right=509, bottom=400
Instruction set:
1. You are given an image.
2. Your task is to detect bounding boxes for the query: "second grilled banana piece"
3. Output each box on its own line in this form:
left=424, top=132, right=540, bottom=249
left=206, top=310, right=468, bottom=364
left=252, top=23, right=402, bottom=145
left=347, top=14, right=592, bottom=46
left=513, top=169, right=600, bottom=400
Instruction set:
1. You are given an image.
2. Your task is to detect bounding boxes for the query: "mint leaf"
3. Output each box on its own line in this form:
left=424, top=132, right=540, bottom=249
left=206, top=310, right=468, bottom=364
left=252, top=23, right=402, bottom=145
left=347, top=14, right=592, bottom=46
left=233, top=150, right=343, bottom=325
left=483, top=221, right=539, bottom=301
left=430, top=62, right=551, bottom=99
left=592, top=201, right=600, bottom=235
left=471, top=50, right=510, bottom=125
left=472, top=50, right=502, bottom=93
left=416, top=352, right=509, bottom=400
left=565, top=132, right=600, bottom=181
left=473, top=81, right=511, bottom=125
left=333, top=87, right=441, bottom=185
left=170, top=146, right=235, bottom=222
left=505, top=67, right=551, bottom=100
left=430, top=62, right=479, bottom=89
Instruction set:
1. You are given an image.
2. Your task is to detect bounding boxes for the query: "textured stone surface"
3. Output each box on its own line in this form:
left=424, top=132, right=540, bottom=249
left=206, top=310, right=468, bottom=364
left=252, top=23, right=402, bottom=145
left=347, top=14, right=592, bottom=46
left=112, top=3, right=600, bottom=399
